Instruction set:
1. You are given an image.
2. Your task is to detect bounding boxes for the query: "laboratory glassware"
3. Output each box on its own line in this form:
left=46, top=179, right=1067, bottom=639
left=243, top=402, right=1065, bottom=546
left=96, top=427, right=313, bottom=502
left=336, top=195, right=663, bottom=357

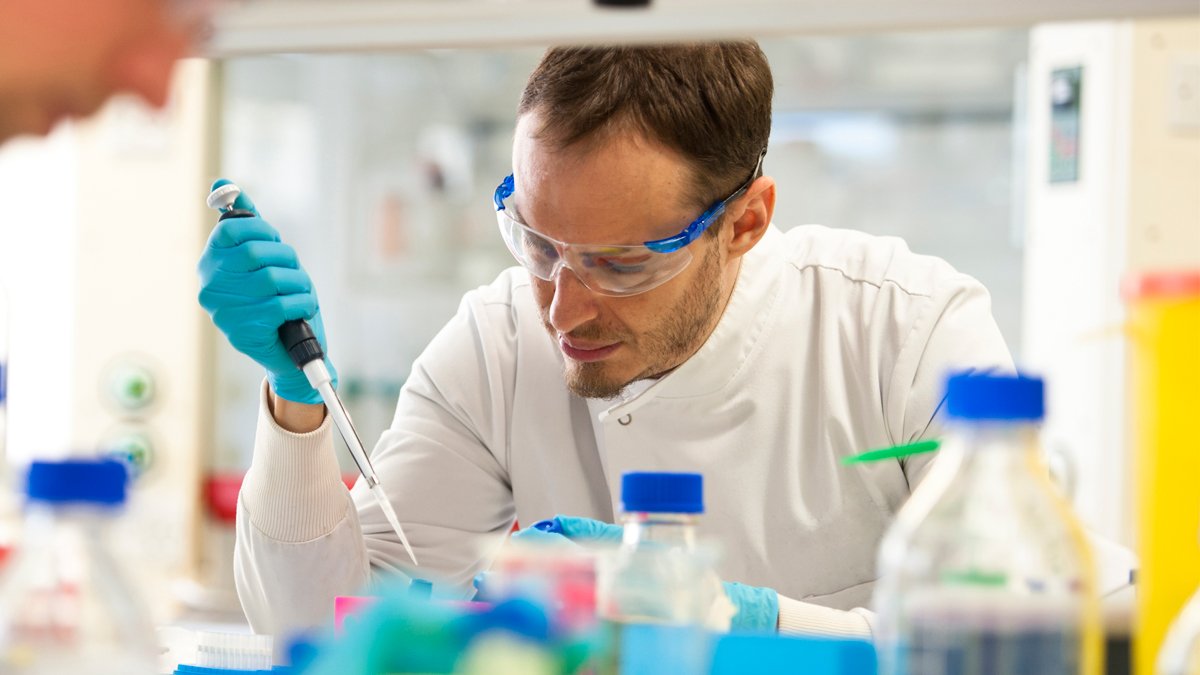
left=206, top=182, right=418, bottom=567
left=596, top=472, right=728, bottom=675
left=1126, top=271, right=1200, bottom=675
left=873, top=372, right=1101, bottom=675
left=0, top=458, right=157, bottom=674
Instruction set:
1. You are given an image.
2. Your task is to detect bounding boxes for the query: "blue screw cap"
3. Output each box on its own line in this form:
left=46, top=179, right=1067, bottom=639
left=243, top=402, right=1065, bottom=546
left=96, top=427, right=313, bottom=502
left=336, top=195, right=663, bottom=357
left=26, top=458, right=128, bottom=506
left=621, top=472, right=703, bottom=514
left=945, top=372, right=1045, bottom=422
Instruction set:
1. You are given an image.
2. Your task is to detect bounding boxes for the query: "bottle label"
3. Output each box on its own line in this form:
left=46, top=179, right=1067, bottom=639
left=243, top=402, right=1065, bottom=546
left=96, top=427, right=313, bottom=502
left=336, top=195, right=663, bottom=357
left=895, top=591, right=1083, bottom=675
left=901, top=620, right=1079, bottom=675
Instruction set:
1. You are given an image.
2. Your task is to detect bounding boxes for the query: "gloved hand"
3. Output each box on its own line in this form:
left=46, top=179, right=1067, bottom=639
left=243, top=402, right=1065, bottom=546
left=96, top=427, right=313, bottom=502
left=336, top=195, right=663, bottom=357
left=514, top=515, right=779, bottom=632
left=197, top=179, right=336, bottom=405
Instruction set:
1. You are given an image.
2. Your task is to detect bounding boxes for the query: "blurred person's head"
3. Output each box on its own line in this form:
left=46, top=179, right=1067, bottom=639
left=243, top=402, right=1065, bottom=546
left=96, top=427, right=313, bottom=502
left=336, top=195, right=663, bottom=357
left=0, top=0, right=201, bottom=142
left=510, top=42, right=776, bottom=398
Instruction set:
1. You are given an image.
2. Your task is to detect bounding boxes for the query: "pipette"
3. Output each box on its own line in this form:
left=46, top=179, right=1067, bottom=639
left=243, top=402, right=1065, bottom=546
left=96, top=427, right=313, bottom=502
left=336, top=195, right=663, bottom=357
left=206, top=182, right=418, bottom=567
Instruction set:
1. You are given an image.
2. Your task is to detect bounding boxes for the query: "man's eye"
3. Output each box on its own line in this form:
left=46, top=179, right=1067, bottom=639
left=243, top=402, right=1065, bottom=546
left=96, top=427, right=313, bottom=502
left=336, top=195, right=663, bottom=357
left=589, top=254, right=650, bottom=274
left=523, top=233, right=558, bottom=259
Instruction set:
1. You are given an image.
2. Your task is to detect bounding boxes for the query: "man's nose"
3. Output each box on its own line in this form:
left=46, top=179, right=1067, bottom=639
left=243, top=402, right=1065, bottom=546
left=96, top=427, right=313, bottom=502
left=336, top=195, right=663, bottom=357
left=547, top=265, right=601, bottom=335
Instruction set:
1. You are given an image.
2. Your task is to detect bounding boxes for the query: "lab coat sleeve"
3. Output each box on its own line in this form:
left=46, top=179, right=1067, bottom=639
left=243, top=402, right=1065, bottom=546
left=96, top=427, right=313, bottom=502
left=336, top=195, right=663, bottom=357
left=818, top=274, right=1014, bottom=634
left=346, top=291, right=517, bottom=596
left=777, top=594, right=873, bottom=637
left=886, top=274, right=1014, bottom=488
left=234, top=381, right=368, bottom=637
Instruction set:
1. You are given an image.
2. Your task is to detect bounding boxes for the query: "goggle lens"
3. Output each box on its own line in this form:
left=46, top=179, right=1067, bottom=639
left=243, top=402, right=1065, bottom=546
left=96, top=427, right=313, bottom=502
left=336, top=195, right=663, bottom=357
left=495, top=209, right=693, bottom=297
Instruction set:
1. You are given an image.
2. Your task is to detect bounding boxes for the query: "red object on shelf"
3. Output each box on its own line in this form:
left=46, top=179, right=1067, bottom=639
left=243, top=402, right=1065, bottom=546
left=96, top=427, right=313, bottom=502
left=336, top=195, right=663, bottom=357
left=203, top=474, right=243, bottom=524
left=204, top=473, right=361, bottom=524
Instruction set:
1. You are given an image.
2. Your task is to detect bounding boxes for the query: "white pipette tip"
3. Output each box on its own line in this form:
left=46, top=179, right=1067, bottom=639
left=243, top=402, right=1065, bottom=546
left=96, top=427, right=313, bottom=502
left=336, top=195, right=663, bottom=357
left=206, top=183, right=241, bottom=211
left=374, top=485, right=419, bottom=567
left=302, top=360, right=419, bottom=567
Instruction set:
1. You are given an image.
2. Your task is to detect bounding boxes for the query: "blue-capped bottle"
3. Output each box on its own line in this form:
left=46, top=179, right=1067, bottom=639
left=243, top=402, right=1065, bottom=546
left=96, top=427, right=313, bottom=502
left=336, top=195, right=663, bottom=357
left=597, top=472, right=730, bottom=675
left=873, top=373, right=1101, bottom=675
left=0, top=458, right=157, bottom=673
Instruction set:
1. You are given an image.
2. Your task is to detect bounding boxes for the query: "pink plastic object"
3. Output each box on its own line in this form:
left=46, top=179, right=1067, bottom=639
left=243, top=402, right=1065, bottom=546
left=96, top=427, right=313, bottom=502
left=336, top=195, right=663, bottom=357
left=334, top=595, right=491, bottom=635
left=334, top=596, right=377, bottom=635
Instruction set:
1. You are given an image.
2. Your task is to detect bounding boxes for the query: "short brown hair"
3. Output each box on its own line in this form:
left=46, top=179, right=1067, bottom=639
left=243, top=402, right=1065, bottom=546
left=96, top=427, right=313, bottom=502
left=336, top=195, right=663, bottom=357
left=518, top=41, right=773, bottom=212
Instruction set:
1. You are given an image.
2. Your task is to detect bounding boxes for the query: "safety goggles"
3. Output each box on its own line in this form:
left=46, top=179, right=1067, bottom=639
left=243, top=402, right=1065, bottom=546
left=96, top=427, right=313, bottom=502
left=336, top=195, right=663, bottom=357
left=493, top=151, right=766, bottom=297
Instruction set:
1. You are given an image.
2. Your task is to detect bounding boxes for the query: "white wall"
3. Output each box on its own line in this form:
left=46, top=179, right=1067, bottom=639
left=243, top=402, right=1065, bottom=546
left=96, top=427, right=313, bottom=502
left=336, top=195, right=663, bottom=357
left=1124, top=19, right=1200, bottom=273
left=0, top=129, right=79, bottom=469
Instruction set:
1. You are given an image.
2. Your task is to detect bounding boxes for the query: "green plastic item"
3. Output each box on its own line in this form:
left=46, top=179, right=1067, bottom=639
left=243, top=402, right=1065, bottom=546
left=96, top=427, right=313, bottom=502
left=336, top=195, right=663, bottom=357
left=840, top=440, right=941, bottom=465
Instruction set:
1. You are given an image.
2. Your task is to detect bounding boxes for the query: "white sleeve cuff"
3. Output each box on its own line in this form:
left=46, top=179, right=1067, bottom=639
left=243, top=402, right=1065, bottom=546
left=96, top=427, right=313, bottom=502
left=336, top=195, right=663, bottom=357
left=240, top=379, right=351, bottom=543
left=777, top=595, right=874, bottom=638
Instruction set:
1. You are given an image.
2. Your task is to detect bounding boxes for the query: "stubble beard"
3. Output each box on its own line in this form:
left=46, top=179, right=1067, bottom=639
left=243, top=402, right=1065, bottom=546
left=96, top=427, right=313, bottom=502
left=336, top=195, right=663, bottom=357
left=558, top=242, right=725, bottom=399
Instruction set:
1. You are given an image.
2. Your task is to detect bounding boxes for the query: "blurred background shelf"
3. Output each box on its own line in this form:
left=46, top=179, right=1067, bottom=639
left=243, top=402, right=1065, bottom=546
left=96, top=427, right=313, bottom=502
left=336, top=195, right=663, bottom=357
left=208, top=0, right=1198, bottom=55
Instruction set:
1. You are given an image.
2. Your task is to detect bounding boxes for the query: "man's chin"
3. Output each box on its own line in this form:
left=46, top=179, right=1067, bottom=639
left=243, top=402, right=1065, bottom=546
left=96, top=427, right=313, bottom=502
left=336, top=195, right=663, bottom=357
left=564, top=362, right=630, bottom=400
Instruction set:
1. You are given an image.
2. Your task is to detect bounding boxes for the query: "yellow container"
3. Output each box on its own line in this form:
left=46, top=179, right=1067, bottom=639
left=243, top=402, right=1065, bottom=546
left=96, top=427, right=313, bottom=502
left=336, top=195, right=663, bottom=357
left=1126, top=271, right=1200, bottom=675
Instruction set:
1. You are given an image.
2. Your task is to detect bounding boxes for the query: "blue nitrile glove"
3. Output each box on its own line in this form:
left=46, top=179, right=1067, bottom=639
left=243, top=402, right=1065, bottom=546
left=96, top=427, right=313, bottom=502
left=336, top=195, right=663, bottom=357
left=197, top=179, right=336, bottom=405
left=516, top=515, right=779, bottom=632
left=721, top=581, right=778, bottom=632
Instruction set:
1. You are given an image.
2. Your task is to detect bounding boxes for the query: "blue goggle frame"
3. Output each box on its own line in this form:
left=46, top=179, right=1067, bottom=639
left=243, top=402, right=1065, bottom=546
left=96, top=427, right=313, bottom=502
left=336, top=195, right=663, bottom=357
left=493, top=149, right=767, bottom=255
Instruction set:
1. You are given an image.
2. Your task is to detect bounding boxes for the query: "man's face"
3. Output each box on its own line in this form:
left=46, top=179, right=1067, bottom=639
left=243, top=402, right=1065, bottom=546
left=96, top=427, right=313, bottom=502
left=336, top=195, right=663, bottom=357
left=0, top=0, right=196, bottom=141
left=512, top=115, right=739, bottom=399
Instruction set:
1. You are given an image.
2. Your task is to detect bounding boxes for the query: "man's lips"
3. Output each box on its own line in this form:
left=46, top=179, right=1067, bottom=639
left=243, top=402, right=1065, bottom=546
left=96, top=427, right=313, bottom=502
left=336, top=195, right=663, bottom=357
left=559, top=337, right=621, bottom=362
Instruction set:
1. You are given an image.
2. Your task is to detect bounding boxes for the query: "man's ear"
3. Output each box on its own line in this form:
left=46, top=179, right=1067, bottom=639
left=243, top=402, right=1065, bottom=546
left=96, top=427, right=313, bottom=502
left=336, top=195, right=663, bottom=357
left=725, top=176, right=775, bottom=260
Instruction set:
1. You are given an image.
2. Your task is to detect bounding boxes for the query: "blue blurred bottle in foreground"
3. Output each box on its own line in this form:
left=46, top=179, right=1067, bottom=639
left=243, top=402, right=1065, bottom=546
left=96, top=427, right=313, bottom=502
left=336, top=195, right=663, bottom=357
left=0, top=459, right=158, bottom=674
left=873, top=373, right=1101, bottom=675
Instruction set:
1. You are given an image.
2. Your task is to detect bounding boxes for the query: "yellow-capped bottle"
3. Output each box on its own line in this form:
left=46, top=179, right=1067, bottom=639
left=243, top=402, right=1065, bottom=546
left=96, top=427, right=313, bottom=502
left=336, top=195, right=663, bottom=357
left=1125, top=272, right=1200, bottom=675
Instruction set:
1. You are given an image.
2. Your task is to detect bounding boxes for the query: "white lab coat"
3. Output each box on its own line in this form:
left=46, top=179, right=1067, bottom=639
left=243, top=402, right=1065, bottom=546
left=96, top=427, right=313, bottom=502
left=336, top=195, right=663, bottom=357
left=234, top=224, right=1013, bottom=638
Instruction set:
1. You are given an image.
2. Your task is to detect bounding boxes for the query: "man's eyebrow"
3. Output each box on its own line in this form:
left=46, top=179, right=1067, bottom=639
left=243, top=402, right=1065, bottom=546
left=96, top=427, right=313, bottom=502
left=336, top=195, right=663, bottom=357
left=515, top=183, right=690, bottom=247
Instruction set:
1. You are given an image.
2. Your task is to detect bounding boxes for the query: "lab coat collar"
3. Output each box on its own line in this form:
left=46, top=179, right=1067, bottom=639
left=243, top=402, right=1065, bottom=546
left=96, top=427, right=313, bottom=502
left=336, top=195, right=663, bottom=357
left=592, top=225, right=785, bottom=422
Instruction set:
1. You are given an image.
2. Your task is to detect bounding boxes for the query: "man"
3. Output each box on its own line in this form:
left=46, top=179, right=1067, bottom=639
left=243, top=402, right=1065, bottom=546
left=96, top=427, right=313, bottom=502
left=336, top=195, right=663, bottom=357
left=198, top=42, right=1012, bottom=638
left=0, top=0, right=198, bottom=142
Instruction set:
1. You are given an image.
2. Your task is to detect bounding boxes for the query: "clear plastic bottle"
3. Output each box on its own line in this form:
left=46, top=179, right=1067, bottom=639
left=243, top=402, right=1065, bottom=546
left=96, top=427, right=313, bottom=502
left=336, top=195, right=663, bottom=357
left=873, top=373, right=1101, bottom=675
left=0, top=458, right=157, bottom=674
left=597, top=472, right=728, bottom=675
